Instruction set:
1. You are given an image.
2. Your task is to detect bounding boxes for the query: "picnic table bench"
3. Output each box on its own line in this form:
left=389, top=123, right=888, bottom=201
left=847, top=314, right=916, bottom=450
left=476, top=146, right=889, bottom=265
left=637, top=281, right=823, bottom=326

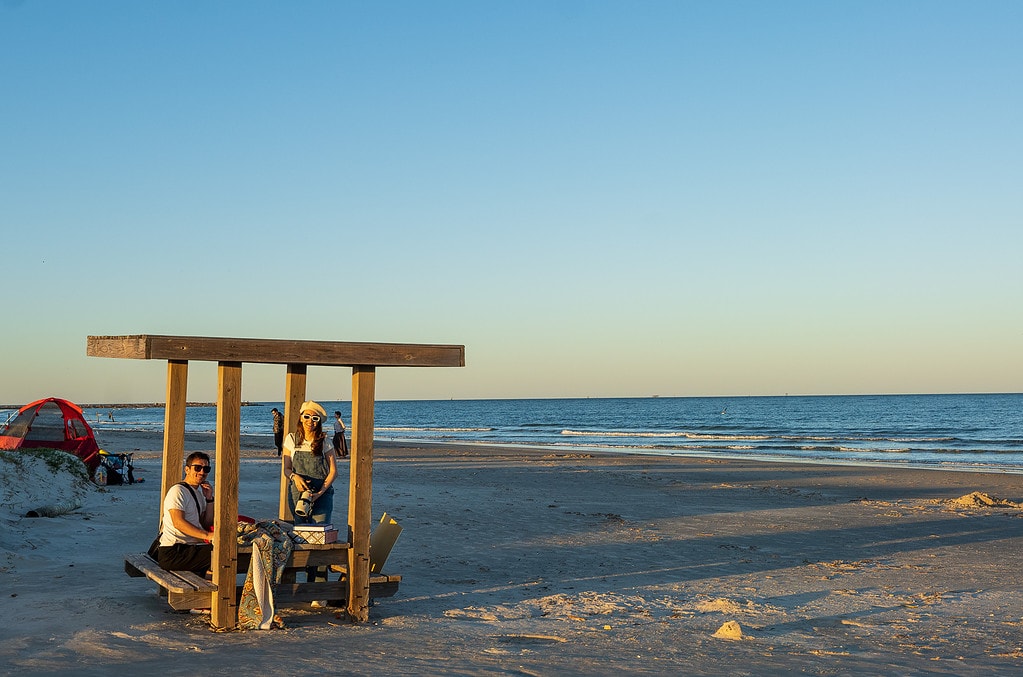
left=125, top=541, right=401, bottom=611
left=125, top=553, right=218, bottom=611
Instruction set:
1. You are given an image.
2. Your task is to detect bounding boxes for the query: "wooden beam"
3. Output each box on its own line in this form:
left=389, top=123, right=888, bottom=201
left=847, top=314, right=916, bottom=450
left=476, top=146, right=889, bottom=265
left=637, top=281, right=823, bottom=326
left=347, top=366, right=375, bottom=622
left=160, top=360, right=188, bottom=531
left=278, top=364, right=307, bottom=521
left=210, top=361, right=241, bottom=631
left=87, top=335, right=464, bottom=368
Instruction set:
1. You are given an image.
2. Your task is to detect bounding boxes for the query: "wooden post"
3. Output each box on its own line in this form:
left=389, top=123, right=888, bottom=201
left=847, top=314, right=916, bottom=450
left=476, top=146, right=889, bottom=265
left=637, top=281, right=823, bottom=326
left=160, top=360, right=188, bottom=530
left=347, top=366, right=375, bottom=621
left=278, top=364, right=307, bottom=521
left=210, top=361, right=241, bottom=630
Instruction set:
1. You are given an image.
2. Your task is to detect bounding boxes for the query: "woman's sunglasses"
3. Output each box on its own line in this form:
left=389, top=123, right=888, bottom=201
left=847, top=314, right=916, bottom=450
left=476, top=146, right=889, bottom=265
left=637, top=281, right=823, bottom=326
left=301, top=414, right=321, bottom=422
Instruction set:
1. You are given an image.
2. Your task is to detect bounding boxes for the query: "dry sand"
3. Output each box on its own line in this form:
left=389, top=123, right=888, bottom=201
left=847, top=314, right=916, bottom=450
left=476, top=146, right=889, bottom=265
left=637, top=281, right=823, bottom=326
left=3, top=429, right=1023, bottom=676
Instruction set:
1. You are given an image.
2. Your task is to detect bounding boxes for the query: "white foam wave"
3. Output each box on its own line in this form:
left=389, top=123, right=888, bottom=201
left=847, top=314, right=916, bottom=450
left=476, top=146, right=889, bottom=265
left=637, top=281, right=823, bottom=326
left=376, top=426, right=493, bottom=433
left=560, top=429, right=770, bottom=441
left=836, top=446, right=911, bottom=454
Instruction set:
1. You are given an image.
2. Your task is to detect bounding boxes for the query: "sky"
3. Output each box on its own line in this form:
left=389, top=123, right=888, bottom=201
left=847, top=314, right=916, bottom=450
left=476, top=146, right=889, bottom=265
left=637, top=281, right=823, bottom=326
left=2, top=0, right=1021, bottom=404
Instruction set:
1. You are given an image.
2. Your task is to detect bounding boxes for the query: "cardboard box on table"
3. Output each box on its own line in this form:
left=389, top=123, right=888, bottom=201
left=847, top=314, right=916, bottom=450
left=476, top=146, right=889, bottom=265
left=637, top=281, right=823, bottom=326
left=292, top=524, right=339, bottom=545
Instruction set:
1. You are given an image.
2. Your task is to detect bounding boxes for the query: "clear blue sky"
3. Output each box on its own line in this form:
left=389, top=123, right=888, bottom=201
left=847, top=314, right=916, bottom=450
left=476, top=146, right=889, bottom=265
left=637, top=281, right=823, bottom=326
left=2, top=1, right=1021, bottom=404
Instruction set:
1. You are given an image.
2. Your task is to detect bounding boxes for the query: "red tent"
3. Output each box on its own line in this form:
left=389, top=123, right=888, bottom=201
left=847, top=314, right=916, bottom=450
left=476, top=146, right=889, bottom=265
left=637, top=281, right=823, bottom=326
left=0, top=397, right=102, bottom=474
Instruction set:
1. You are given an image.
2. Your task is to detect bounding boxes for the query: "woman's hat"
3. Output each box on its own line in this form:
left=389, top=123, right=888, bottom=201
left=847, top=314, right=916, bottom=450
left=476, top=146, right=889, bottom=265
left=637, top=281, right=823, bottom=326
left=300, top=401, right=328, bottom=419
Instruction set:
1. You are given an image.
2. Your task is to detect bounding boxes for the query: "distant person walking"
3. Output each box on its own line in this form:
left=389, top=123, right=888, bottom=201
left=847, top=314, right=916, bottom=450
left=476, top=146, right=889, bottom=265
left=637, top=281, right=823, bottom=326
left=271, top=407, right=284, bottom=456
left=332, top=410, right=348, bottom=458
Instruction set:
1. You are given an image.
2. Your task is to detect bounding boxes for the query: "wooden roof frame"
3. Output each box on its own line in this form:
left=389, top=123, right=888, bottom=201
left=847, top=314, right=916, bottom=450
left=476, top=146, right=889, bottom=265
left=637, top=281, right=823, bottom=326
left=87, top=334, right=464, bottom=629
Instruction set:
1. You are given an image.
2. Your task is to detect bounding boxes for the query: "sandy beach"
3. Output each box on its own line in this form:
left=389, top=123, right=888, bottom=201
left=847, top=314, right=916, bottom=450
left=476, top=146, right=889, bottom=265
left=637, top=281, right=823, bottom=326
left=3, top=429, right=1023, bottom=676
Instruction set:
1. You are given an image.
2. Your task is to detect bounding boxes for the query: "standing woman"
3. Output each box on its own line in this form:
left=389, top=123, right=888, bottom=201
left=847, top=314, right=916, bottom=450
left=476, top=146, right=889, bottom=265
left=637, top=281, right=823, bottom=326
left=282, top=401, right=337, bottom=526
left=282, top=401, right=337, bottom=599
left=332, top=410, right=348, bottom=458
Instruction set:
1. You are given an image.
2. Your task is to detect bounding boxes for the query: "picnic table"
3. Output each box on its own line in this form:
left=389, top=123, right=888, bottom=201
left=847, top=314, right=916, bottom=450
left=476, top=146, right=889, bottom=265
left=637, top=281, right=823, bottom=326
left=88, top=334, right=463, bottom=629
left=125, top=540, right=401, bottom=611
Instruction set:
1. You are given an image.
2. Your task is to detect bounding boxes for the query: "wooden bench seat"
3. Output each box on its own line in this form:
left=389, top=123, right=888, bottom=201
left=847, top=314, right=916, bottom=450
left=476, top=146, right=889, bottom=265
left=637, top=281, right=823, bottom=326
left=124, top=553, right=218, bottom=611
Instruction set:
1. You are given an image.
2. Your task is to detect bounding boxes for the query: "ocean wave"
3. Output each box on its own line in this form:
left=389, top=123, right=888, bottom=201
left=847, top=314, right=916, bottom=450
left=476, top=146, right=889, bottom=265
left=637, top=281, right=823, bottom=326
left=792, top=445, right=913, bottom=454
left=860, top=436, right=956, bottom=443
left=781, top=435, right=957, bottom=444
left=92, top=425, right=164, bottom=435
left=376, top=426, right=493, bottom=433
left=781, top=435, right=836, bottom=441
left=560, top=430, right=771, bottom=441
left=835, top=446, right=911, bottom=454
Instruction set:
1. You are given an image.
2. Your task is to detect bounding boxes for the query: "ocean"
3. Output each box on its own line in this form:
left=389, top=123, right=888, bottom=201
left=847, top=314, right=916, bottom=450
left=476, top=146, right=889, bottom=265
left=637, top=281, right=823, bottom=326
left=68, top=393, right=1023, bottom=473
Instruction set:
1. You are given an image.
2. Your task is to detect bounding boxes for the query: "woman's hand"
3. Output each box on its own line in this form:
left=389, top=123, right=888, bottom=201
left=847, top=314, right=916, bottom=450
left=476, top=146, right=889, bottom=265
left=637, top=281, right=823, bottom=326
left=293, top=475, right=310, bottom=493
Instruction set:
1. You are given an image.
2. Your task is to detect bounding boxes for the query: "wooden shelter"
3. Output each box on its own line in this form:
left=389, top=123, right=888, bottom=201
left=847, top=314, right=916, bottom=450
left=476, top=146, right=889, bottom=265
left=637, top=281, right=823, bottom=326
left=87, top=334, right=464, bottom=629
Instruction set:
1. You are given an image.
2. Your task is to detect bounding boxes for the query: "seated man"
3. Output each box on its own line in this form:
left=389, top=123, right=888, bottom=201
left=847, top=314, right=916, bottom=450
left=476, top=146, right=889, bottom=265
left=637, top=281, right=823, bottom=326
left=155, top=451, right=215, bottom=575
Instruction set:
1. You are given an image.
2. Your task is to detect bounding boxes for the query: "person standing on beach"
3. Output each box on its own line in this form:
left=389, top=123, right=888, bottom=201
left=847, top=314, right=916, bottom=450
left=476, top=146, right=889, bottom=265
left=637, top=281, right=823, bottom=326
left=155, top=451, right=214, bottom=576
left=271, top=407, right=284, bottom=456
left=332, top=410, right=348, bottom=458
left=282, top=401, right=336, bottom=524
left=282, top=401, right=337, bottom=597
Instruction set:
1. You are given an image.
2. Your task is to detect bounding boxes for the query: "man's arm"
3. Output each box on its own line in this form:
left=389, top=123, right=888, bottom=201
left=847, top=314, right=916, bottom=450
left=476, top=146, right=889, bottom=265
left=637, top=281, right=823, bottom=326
left=169, top=508, right=211, bottom=541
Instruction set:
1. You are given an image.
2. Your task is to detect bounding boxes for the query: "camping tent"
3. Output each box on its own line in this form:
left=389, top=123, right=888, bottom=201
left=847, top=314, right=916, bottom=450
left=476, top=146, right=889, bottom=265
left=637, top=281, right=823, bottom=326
left=0, top=397, right=102, bottom=475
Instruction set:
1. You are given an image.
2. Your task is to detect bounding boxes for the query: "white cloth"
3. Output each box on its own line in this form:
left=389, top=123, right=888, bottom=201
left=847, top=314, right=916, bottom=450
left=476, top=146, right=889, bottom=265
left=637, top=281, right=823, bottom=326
left=249, top=537, right=276, bottom=630
left=237, top=520, right=294, bottom=631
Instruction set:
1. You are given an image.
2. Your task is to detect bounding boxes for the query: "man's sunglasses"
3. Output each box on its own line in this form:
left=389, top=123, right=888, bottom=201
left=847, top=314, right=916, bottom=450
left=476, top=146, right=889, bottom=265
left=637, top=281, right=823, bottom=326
left=301, top=414, right=321, bottom=422
left=188, top=464, right=212, bottom=472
